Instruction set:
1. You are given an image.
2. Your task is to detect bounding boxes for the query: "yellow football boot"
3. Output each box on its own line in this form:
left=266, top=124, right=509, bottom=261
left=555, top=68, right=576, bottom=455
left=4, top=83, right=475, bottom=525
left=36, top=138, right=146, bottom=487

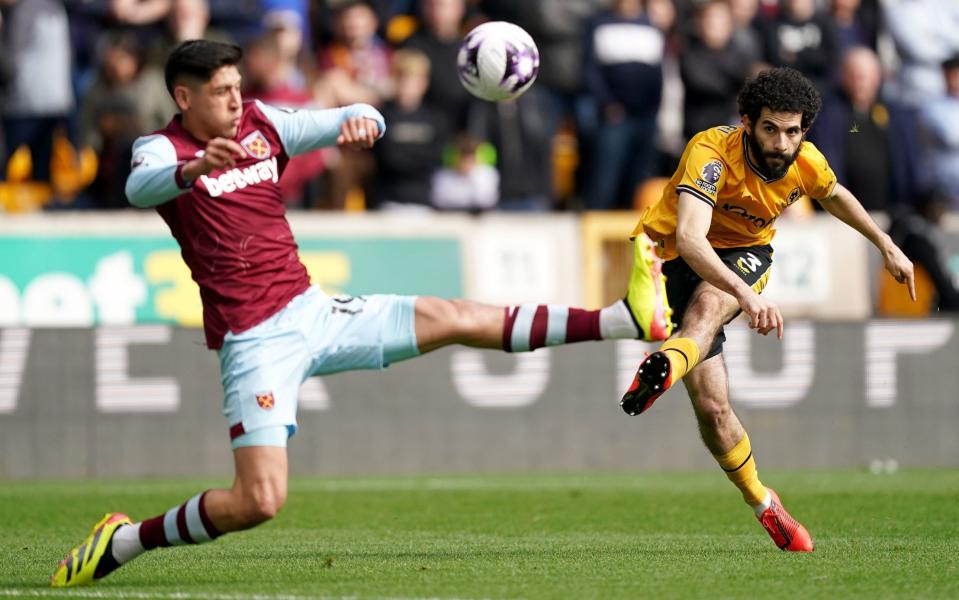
left=51, top=512, right=131, bottom=587
left=625, top=233, right=673, bottom=341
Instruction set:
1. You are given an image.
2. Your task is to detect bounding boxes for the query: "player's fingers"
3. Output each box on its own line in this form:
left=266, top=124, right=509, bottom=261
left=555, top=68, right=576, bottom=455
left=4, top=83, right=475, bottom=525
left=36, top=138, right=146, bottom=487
left=339, top=122, right=354, bottom=144
left=209, top=141, right=240, bottom=164
left=205, top=149, right=230, bottom=168
left=348, top=117, right=362, bottom=142
left=907, top=269, right=917, bottom=302
left=222, top=139, right=245, bottom=158
left=215, top=148, right=237, bottom=168
left=363, top=119, right=378, bottom=146
left=209, top=138, right=243, bottom=159
left=775, top=309, right=784, bottom=340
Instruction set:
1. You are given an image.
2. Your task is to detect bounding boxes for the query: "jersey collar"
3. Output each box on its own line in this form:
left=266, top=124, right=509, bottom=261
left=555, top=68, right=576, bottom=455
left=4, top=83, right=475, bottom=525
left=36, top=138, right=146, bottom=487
left=742, top=133, right=788, bottom=184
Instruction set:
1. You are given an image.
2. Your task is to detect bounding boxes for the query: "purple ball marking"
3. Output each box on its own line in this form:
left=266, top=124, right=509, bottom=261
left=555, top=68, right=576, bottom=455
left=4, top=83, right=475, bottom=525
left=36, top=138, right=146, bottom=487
left=500, top=41, right=540, bottom=92
left=457, top=30, right=482, bottom=80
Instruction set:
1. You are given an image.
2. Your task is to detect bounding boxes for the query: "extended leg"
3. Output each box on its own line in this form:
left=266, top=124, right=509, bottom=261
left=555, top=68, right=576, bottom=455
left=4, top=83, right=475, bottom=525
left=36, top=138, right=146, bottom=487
left=410, top=234, right=672, bottom=356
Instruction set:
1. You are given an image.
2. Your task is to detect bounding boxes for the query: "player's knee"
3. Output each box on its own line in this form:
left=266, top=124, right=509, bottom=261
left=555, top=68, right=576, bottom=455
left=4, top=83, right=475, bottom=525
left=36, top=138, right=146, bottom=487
left=694, top=394, right=733, bottom=432
left=448, top=299, right=488, bottom=338
left=422, top=297, right=486, bottom=341
left=683, top=292, right=725, bottom=335
left=237, top=479, right=287, bottom=525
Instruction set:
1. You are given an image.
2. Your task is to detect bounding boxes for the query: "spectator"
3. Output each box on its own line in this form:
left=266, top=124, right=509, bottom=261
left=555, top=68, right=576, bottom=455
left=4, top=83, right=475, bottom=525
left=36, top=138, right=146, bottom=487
left=887, top=189, right=959, bottom=312
left=401, top=0, right=473, bottom=131
left=314, top=0, right=392, bottom=209
left=680, top=0, right=757, bottom=141
left=111, top=0, right=211, bottom=42
left=260, top=0, right=310, bottom=53
left=245, top=33, right=308, bottom=104
left=882, top=0, right=959, bottom=108
left=315, top=0, right=392, bottom=107
left=582, top=0, right=669, bottom=210
left=109, top=0, right=177, bottom=27
left=261, top=4, right=309, bottom=90
left=244, top=34, right=326, bottom=207
left=729, top=0, right=764, bottom=60
left=78, top=33, right=174, bottom=152
left=916, top=55, right=959, bottom=209
left=760, top=0, right=839, bottom=94
left=495, top=0, right=608, bottom=187
left=431, top=134, right=499, bottom=211
left=312, top=0, right=393, bottom=47
left=829, top=0, right=877, bottom=53
left=82, top=97, right=141, bottom=209
left=809, top=47, right=904, bottom=212
left=467, top=86, right=554, bottom=211
left=371, top=49, right=448, bottom=210
left=1, top=0, right=75, bottom=184
left=0, top=5, right=10, bottom=164
left=63, top=0, right=121, bottom=104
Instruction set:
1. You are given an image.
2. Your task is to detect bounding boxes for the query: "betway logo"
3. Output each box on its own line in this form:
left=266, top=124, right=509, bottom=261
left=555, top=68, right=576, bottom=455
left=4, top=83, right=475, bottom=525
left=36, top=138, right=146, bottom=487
left=200, top=157, right=279, bottom=197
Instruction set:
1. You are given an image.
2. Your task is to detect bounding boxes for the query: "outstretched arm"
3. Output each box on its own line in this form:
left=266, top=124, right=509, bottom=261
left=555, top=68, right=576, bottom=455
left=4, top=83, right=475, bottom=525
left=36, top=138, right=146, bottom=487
left=818, top=183, right=916, bottom=300
left=676, top=192, right=784, bottom=337
left=256, top=100, right=386, bottom=157
left=126, top=135, right=245, bottom=208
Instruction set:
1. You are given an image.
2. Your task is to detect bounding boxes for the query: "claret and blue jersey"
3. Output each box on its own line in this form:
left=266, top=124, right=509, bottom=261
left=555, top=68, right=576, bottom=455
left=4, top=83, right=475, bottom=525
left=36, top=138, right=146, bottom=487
left=125, top=99, right=385, bottom=349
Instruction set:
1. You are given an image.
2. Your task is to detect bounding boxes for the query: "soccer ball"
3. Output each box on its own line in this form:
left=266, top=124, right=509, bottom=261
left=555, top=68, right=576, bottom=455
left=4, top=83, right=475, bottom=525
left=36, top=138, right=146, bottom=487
left=457, top=21, right=540, bottom=102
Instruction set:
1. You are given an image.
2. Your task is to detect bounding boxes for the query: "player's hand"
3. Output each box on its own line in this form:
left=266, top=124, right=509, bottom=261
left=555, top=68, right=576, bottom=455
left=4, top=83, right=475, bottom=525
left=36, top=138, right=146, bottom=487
left=183, top=138, right=245, bottom=180
left=737, top=290, right=784, bottom=339
left=882, top=242, right=916, bottom=301
left=337, top=117, right=379, bottom=149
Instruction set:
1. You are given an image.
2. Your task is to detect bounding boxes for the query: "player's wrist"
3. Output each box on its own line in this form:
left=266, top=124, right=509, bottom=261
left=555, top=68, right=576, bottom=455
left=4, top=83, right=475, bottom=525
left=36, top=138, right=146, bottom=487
left=179, top=159, right=207, bottom=183
left=734, top=283, right=757, bottom=304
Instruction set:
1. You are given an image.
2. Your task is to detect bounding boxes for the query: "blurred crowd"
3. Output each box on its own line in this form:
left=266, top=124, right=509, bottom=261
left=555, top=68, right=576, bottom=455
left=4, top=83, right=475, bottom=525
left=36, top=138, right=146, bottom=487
left=1, top=0, right=959, bottom=221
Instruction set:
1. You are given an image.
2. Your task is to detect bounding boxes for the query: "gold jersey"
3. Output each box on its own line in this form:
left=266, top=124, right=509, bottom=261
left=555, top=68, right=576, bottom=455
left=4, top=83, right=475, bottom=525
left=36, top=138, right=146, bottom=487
left=635, top=125, right=837, bottom=260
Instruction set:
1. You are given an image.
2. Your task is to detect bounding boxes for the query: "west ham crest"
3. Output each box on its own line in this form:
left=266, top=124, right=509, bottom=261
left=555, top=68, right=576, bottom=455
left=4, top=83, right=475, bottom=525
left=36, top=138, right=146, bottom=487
left=241, top=130, right=272, bottom=160
left=255, top=391, right=275, bottom=411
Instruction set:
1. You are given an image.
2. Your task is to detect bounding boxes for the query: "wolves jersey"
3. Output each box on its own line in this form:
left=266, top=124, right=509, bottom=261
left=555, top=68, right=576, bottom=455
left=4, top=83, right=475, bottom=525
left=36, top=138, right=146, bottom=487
left=635, top=125, right=837, bottom=260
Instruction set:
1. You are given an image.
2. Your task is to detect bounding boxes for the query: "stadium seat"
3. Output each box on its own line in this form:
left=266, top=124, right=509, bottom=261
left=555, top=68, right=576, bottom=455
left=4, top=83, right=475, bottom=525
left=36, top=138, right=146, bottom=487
left=877, top=263, right=935, bottom=316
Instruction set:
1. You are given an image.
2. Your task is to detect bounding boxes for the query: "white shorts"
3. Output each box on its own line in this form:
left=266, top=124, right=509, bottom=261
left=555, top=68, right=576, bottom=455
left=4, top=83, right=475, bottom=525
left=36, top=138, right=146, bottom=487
left=217, top=286, right=419, bottom=448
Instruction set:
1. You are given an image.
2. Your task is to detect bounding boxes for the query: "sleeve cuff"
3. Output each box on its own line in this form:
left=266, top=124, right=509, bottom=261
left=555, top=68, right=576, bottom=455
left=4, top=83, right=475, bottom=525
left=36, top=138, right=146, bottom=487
left=174, top=162, right=194, bottom=190
left=676, top=184, right=717, bottom=207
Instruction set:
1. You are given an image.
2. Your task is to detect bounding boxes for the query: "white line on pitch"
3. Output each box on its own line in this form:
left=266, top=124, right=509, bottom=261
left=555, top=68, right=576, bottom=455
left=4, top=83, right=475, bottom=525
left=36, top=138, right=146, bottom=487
left=0, top=590, right=496, bottom=600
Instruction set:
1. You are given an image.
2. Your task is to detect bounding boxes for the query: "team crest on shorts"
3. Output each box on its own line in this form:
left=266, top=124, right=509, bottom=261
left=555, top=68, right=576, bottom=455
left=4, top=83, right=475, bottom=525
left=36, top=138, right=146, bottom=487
left=255, top=391, right=275, bottom=411
left=241, top=130, right=272, bottom=159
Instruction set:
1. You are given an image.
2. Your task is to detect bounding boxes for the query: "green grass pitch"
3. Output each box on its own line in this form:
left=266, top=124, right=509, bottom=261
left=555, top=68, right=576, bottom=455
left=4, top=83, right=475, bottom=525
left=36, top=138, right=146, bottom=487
left=2, top=470, right=957, bottom=599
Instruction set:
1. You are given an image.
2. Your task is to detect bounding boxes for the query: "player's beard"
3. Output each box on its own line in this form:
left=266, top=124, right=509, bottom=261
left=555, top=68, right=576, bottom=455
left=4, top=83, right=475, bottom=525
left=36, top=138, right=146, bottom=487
left=747, top=133, right=801, bottom=179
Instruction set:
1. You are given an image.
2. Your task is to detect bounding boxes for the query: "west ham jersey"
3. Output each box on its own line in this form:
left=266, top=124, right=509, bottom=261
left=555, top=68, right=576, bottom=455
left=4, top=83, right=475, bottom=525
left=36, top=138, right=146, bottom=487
left=126, top=99, right=385, bottom=348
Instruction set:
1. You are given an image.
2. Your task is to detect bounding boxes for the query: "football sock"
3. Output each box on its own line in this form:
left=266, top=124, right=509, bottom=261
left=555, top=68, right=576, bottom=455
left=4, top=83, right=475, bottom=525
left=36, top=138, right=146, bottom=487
left=659, top=337, right=701, bottom=381
left=137, top=491, right=223, bottom=551
left=599, top=300, right=641, bottom=339
left=713, top=432, right=769, bottom=510
left=503, top=305, right=628, bottom=351
left=110, top=523, right=144, bottom=564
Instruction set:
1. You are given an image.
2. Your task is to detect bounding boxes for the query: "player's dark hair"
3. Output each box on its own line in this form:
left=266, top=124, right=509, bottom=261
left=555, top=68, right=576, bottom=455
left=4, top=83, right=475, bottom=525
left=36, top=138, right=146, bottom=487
left=737, top=67, right=822, bottom=130
left=164, top=40, right=243, bottom=97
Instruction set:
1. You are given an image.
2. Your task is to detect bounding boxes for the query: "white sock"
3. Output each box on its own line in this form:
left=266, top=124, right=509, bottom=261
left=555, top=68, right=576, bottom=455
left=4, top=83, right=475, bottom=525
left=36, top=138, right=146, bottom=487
left=599, top=300, right=639, bottom=339
left=111, top=523, right=146, bottom=564
left=752, top=489, right=772, bottom=516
